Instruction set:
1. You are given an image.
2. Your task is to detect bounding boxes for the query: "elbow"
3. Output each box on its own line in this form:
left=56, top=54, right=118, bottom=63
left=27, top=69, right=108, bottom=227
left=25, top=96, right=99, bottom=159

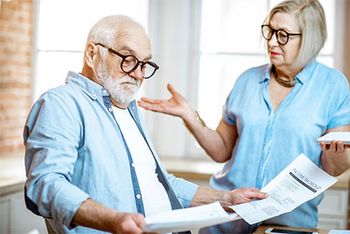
left=207, top=150, right=231, bottom=163
left=24, top=186, right=41, bottom=216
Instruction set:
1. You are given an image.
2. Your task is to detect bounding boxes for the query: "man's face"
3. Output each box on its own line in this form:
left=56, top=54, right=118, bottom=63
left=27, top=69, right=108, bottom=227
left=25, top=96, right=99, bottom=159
left=96, top=26, right=152, bottom=108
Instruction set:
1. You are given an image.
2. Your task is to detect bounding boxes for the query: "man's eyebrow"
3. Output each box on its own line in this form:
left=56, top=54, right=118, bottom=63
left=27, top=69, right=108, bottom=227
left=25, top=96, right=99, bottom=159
left=118, top=46, right=152, bottom=60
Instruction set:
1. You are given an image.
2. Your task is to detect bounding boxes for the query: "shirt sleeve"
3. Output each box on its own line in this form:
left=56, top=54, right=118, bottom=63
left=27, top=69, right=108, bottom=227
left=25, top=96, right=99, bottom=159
left=327, top=74, right=350, bottom=129
left=222, top=84, right=238, bottom=126
left=161, top=164, right=199, bottom=208
left=24, top=90, right=90, bottom=228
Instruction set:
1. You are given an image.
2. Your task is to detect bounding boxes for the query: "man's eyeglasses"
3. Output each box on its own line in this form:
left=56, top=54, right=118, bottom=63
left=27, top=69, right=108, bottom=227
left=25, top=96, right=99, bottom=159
left=261, top=25, right=302, bottom=45
left=94, top=43, right=159, bottom=79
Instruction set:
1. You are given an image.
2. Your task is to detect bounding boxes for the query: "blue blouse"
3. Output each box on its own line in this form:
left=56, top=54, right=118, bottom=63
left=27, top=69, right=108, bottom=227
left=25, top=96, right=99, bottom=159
left=210, top=60, right=350, bottom=228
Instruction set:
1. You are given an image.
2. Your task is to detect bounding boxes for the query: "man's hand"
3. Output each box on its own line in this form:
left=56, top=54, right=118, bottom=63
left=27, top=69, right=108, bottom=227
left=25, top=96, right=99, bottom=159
left=190, top=186, right=267, bottom=208
left=109, top=212, right=145, bottom=234
left=221, top=188, right=268, bottom=207
left=72, top=199, right=146, bottom=234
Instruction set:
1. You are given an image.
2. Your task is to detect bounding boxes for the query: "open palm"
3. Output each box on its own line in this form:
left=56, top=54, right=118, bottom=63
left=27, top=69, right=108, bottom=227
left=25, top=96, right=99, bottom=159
left=138, top=83, right=192, bottom=119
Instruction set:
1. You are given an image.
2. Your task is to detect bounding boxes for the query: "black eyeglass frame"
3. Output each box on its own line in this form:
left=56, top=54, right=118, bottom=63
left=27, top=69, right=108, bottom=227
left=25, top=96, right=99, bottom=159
left=261, top=25, right=302, bottom=45
left=94, top=42, right=159, bottom=79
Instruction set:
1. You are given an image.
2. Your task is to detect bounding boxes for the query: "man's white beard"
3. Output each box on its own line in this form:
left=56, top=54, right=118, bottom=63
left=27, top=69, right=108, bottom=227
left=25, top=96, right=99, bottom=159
left=96, top=62, right=141, bottom=107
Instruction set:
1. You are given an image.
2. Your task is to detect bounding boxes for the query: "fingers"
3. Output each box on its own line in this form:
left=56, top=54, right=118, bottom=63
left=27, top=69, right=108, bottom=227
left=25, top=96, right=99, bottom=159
left=139, top=97, right=161, bottom=104
left=118, top=214, right=145, bottom=234
left=167, top=83, right=178, bottom=96
left=321, top=141, right=346, bottom=153
left=138, top=102, right=165, bottom=113
left=133, top=213, right=146, bottom=230
left=243, top=188, right=268, bottom=199
left=228, top=188, right=267, bottom=205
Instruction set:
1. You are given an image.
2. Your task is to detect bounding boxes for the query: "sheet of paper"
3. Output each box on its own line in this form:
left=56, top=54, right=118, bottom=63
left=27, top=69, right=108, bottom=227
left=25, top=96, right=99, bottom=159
left=317, top=132, right=350, bottom=144
left=144, top=201, right=241, bottom=233
left=231, top=153, right=337, bottom=225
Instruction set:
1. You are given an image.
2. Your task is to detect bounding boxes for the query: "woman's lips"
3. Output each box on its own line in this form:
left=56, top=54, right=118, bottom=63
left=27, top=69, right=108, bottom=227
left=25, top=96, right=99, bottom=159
left=270, top=51, right=280, bottom=56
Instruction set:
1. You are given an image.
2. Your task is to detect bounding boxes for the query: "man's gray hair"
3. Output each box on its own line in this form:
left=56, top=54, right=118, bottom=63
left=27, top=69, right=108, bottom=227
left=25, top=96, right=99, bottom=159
left=86, top=15, right=142, bottom=49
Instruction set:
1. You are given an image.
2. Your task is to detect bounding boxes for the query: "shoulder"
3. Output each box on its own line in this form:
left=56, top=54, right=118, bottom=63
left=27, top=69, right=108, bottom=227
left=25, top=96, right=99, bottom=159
left=232, top=64, right=268, bottom=89
left=239, top=64, right=267, bottom=77
left=38, top=83, right=83, bottom=106
left=315, top=62, right=349, bottom=87
left=30, top=83, right=84, bottom=123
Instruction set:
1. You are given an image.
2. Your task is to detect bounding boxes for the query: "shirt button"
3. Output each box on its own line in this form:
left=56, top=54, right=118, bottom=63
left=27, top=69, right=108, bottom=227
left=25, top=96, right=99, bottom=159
left=136, top=194, right=141, bottom=199
left=131, top=163, right=135, bottom=167
left=108, top=108, right=112, bottom=112
left=102, top=90, right=107, bottom=94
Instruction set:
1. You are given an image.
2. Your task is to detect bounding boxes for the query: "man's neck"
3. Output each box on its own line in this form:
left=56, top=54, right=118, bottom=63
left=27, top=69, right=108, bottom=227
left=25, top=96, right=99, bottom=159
left=111, top=98, right=128, bottom=109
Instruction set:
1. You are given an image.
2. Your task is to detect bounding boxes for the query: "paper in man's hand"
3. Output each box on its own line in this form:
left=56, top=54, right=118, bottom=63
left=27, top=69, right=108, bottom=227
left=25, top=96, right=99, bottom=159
left=230, top=154, right=337, bottom=224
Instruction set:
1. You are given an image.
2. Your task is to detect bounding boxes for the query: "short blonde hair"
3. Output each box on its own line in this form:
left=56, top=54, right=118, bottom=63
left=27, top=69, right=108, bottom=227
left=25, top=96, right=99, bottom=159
left=264, top=0, right=327, bottom=67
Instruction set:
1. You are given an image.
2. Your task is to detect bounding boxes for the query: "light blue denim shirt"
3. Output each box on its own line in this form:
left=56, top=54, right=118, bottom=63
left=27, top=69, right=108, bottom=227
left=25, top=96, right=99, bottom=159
left=210, top=60, right=350, bottom=228
left=24, top=71, right=198, bottom=234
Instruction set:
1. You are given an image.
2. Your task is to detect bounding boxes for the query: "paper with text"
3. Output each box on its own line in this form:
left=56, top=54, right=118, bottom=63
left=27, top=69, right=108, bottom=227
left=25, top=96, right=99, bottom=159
left=231, top=153, right=337, bottom=224
left=144, top=201, right=241, bottom=233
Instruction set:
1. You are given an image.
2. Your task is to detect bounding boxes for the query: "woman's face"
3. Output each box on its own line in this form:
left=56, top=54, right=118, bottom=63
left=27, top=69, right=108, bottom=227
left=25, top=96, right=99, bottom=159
left=267, top=12, right=302, bottom=70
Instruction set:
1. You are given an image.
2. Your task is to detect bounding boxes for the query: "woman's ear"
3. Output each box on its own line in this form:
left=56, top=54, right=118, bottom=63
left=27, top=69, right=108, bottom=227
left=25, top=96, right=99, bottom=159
left=84, top=43, right=98, bottom=68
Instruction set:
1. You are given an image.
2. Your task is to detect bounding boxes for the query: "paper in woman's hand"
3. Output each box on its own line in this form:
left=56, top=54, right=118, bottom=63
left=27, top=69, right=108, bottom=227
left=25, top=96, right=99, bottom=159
left=317, top=132, right=350, bottom=144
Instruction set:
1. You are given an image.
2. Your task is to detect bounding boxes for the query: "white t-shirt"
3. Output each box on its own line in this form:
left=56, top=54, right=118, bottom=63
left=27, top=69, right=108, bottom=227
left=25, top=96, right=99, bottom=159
left=112, top=106, right=172, bottom=216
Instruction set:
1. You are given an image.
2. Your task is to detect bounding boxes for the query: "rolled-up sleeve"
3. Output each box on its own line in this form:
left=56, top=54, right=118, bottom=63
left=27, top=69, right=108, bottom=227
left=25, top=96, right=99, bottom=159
left=24, top=91, right=89, bottom=227
left=327, top=76, right=350, bottom=129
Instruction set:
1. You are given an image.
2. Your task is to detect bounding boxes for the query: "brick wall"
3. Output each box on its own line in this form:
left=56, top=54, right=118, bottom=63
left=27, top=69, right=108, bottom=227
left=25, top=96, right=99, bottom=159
left=0, top=0, right=33, bottom=156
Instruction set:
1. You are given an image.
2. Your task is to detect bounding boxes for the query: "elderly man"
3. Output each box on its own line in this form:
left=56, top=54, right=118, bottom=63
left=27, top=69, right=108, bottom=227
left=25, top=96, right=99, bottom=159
left=23, top=15, right=266, bottom=234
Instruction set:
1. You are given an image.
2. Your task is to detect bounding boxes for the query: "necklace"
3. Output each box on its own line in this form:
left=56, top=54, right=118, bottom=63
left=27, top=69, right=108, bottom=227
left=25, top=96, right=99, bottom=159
left=271, top=66, right=296, bottom=88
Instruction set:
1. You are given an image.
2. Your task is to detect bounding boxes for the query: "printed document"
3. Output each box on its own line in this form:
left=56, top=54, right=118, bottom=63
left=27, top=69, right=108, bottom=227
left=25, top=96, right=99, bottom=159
left=144, top=201, right=240, bottom=233
left=231, top=153, right=337, bottom=224
left=144, top=154, right=336, bottom=232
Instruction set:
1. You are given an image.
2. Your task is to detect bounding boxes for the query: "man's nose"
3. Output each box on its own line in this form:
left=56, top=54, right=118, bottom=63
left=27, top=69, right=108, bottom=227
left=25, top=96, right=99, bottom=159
left=128, top=64, right=144, bottom=80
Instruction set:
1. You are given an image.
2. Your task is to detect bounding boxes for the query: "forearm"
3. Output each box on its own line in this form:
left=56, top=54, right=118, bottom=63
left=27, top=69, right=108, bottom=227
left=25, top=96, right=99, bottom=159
left=182, top=111, right=234, bottom=162
left=72, top=198, right=117, bottom=232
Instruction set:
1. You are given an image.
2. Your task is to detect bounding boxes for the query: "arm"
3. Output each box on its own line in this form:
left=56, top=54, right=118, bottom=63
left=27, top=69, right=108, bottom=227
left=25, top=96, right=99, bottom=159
left=190, top=186, right=267, bottom=208
left=320, top=125, right=350, bottom=176
left=72, top=199, right=145, bottom=234
left=138, top=83, right=238, bottom=162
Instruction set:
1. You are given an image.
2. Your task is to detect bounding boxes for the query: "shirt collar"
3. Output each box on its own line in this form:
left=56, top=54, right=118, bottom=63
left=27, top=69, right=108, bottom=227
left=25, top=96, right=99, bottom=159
left=65, top=71, right=137, bottom=109
left=260, top=59, right=318, bottom=85
left=65, top=71, right=109, bottom=101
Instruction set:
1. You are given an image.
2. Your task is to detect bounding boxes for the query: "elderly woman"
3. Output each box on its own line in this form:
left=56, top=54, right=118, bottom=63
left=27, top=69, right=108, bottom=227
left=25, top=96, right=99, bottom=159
left=139, top=0, right=350, bottom=232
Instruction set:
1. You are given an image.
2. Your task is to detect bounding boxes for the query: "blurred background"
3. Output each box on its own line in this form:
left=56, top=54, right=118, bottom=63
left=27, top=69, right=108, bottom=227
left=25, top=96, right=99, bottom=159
left=0, top=0, right=349, bottom=233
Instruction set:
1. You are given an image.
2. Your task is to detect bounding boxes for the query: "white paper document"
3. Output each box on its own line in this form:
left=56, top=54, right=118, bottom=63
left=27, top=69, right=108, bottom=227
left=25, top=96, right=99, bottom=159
left=144, top=201, right=241, bottom=233
left=317, top=131, right=350, bottom=144
left=231, top=154, right=337, bottom=225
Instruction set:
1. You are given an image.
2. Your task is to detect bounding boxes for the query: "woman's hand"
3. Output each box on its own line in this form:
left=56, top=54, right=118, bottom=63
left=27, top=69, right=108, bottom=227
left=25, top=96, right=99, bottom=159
left=320, top=141, right=350, bottom=176
left=138, top=83, right=194, bottom=120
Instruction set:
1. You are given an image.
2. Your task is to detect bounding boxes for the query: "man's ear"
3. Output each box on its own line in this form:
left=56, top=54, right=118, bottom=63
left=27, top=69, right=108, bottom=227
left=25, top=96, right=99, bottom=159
left=84, top=43, right=98, bottom=68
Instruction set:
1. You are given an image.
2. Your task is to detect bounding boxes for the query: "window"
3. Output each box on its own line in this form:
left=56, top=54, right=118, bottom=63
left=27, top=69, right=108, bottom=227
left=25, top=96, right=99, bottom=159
left=34, top=0, right=149, bottom=100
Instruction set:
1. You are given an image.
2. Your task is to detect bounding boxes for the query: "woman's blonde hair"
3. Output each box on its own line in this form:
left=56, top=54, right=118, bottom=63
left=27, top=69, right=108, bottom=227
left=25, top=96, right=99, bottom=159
left=264, top=0, right=327, bottom=67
